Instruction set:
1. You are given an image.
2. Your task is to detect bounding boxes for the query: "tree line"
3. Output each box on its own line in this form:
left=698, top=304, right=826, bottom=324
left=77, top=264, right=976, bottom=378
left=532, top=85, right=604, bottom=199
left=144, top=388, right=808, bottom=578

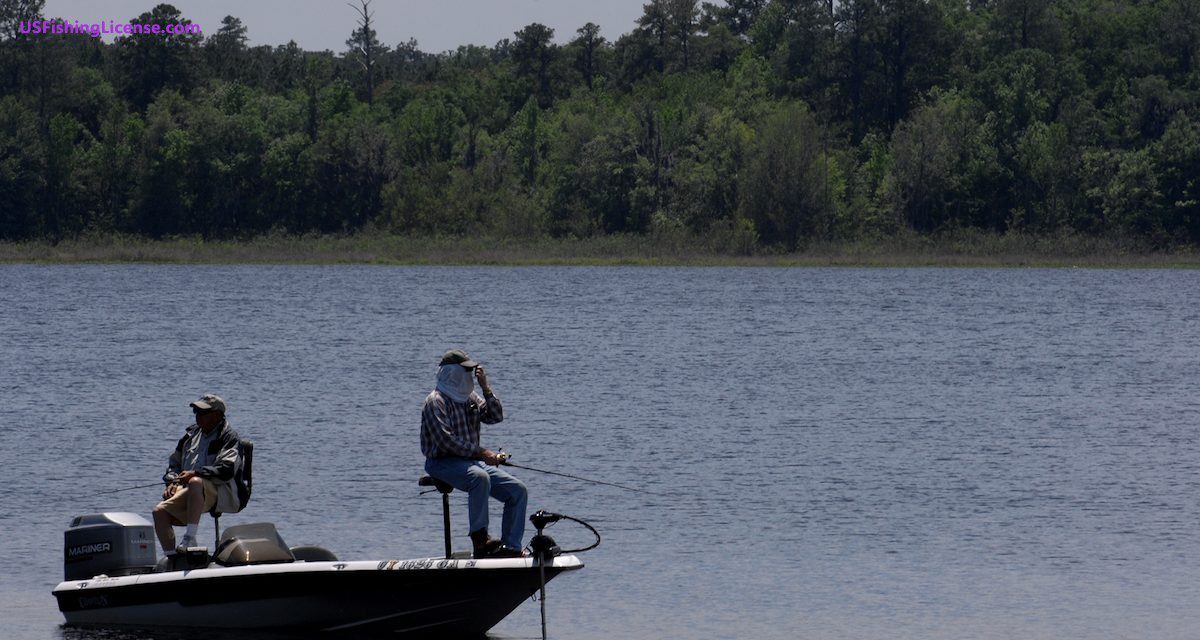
left=1, top=0, right=1198, bottom=250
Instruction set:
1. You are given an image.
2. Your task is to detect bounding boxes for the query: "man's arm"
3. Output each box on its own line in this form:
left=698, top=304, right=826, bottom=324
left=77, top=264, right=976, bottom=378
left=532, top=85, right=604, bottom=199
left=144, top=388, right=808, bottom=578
left=162, top=432, right=187, bottom=484
left=478, top=393, right=503, bottom=424
left=161, top=432, right=187, bottom=499
left=475, top=366, right=503, bottom=424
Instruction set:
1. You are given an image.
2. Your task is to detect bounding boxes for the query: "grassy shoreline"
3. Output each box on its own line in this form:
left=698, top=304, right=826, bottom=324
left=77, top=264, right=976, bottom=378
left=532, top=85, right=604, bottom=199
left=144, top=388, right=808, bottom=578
left=2, top=232, right=1198, bottom=267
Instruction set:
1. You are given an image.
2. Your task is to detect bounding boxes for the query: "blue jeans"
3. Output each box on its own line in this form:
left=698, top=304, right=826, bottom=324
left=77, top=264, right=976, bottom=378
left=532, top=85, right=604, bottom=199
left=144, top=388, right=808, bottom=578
left=424, top=457, right=528, bottom=549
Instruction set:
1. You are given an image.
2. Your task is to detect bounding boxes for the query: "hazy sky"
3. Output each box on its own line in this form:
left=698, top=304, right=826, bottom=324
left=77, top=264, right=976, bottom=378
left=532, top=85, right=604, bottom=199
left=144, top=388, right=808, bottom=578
left=41, top=0, right=654, bottom=53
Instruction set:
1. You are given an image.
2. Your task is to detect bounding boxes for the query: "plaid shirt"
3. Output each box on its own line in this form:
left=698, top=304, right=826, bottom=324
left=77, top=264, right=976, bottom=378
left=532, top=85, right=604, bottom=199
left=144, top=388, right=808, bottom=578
left=420, top=390, right=504, bottom=458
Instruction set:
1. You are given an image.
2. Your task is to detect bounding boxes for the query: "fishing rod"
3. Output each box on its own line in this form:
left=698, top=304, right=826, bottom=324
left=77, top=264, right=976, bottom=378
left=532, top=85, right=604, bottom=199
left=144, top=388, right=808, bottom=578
left=498, top=453, right=662, bottom=496
left=91, top=481, right=164, bottom=496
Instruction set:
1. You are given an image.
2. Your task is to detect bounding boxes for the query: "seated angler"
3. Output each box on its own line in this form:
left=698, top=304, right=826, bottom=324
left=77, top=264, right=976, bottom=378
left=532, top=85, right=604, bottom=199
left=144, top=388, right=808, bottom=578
left=421, top=350, right=527, bottom=558
left=152, top=393, right=243, bottom=556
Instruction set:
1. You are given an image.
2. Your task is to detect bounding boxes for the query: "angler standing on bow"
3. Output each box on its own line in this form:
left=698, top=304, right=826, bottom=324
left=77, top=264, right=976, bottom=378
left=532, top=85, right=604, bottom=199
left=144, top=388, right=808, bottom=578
left=421, top=349, right=527, bottom=558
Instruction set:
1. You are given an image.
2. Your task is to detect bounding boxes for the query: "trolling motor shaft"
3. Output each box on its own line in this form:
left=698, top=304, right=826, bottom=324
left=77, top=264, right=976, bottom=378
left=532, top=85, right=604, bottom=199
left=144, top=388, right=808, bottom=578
left=525, top=509, right=601, bottom=640
left=528, top=510, right=563, bottom=640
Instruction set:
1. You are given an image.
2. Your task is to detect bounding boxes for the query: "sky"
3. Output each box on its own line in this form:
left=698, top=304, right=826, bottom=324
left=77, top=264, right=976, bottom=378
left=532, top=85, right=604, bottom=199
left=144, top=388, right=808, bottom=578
left=40, top=0, right=656, bottom=54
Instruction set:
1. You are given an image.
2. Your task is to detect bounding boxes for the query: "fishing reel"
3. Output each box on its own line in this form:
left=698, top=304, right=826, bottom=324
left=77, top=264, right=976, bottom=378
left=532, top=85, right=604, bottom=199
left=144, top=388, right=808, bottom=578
left=528, top=510, right=562, bottom=561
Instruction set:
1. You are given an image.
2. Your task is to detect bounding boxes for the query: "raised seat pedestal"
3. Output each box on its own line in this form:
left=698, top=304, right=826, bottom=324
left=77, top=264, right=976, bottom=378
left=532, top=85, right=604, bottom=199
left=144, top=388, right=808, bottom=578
left=418, top=475, right=456, bottom=559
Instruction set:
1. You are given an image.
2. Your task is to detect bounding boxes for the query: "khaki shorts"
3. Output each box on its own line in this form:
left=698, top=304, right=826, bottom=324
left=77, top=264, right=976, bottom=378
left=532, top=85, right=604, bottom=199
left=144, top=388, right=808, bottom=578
left=156, top=478, right=218, bottom=525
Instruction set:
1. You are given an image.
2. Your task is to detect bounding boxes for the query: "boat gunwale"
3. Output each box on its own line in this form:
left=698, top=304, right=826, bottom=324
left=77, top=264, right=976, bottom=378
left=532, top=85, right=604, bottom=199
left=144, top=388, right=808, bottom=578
left=53, top=554, right=585, bottom=594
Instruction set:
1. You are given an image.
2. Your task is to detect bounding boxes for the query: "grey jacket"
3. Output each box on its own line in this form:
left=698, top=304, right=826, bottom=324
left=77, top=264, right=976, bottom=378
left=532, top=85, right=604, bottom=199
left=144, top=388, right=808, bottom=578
left=162, top=420, right=243, bottom=514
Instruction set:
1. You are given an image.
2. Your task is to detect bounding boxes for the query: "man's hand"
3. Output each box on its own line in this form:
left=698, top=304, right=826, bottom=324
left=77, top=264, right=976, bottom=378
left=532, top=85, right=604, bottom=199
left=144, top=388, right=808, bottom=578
left=162, top=470, right=197, bottom=498
left=480, top=449, right=508, bottom=466
left=475, top=366, right=493, bottom=396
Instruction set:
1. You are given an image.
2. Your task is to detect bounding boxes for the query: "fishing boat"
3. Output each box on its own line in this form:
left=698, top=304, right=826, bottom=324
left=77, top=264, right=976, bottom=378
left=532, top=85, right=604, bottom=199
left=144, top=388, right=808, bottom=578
left=53, top=487, right=590, bottom=637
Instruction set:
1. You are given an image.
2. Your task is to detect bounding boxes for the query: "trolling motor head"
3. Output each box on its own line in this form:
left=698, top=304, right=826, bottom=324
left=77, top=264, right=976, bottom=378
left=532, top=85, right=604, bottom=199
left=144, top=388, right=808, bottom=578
left=528, top=510, right=562, bottom=561
left=530, top=510, right=562, bottom=531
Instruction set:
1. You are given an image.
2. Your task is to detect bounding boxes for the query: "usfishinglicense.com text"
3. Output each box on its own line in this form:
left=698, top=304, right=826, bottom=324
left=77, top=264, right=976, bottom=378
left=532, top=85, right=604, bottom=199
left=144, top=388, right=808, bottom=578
left=18, top=20, right=202, bottom=38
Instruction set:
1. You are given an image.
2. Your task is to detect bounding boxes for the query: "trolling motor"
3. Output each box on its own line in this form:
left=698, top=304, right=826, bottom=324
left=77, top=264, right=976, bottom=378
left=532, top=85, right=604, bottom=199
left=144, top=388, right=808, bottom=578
left=529, top=510, right=562, bottom=640
left=528, top=510, right=562, bottom=561
left=523, top=509, right=601, bottom=640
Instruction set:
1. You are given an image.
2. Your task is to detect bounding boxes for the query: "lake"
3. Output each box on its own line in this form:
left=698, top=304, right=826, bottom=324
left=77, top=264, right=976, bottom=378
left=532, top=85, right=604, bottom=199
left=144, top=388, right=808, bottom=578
left=1, top=264, right=1198, bottom=640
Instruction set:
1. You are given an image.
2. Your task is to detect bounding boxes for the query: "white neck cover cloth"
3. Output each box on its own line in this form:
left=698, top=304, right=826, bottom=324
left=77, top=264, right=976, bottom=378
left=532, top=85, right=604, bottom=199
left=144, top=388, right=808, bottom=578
left=436, top=364, right=475, bottom=403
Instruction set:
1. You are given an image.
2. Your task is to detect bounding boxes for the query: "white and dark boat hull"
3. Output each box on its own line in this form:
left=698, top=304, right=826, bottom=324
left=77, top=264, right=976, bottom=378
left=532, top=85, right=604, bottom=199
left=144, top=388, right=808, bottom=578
left=54, top=556, right=583, bottom=636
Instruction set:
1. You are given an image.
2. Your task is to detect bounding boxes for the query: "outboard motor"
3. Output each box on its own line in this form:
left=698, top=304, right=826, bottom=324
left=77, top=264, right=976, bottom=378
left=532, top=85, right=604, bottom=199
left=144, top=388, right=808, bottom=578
left=64, top=513, right=157, bottom=581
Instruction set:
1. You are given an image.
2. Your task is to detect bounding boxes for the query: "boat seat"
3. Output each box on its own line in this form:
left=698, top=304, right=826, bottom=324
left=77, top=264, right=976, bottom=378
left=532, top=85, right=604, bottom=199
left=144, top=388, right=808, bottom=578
left=209, top=439, right=255, bottom=549
left=420, top=475, right=455, bottom=558
left=418, top=475, right=454, bottom=494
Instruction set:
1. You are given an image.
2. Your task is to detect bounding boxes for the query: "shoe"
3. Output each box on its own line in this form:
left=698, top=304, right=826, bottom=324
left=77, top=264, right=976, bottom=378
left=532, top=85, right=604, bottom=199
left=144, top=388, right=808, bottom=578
left=469, top=528, right=502, bottom=558
left=484, top=544, right=525, bottom=559
left=177, top=535, right=197, bottom=551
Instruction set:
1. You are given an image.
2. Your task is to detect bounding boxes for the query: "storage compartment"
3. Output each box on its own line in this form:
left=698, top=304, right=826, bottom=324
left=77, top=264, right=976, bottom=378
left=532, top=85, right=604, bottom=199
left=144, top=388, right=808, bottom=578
left=214, top=522, right=295, bottom=566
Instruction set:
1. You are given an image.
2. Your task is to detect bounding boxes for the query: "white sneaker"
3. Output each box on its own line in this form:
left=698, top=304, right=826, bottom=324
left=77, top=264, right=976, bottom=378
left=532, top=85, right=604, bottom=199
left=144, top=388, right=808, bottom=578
left=177, top=535, right=197, bottom=550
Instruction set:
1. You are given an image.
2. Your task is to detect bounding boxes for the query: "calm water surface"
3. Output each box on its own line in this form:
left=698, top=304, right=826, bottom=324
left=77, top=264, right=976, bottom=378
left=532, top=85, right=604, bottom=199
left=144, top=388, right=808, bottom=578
left=1, top=265, right=1198, bottom=640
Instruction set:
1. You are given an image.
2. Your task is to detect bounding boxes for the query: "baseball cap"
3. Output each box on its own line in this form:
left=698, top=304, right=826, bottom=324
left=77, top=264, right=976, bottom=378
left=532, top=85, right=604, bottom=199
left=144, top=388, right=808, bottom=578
left=439, top=349, right=478, bottom=368
left=190, top=393, right=226, bottom=414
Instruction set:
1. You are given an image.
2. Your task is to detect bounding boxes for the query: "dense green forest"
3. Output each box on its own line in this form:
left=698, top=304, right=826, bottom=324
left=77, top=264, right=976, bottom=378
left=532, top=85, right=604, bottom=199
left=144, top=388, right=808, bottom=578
left=1, top=0, right=1198, bottom=252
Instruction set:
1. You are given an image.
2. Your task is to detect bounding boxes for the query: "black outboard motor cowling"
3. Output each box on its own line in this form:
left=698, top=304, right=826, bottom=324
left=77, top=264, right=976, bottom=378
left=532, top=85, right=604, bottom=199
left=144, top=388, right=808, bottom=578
left=64, top=513, right=158, bottom=580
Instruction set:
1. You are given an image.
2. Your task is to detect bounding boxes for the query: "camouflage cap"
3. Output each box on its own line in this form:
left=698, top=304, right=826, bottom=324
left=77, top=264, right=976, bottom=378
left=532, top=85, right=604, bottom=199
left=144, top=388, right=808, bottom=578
left=190, top=393, right=226, bottom=414
left=439, top=349, right=478, bottom=368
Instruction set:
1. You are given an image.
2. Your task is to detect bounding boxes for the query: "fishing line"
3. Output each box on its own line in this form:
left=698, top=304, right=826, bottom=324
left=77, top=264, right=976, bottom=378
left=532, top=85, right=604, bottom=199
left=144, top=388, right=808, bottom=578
left=500, top=458, right=664, bottom=496
left=89, top=481, right=164, bottom=497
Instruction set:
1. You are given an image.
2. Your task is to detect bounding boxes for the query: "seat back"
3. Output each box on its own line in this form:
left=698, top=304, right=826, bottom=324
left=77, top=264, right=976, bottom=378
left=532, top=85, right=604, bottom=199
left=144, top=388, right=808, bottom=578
left=210, top=439, right=253, bottom=519
left=210, top=439, right=254, bottom=549
left=236, top=439, right=253, bottom=512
